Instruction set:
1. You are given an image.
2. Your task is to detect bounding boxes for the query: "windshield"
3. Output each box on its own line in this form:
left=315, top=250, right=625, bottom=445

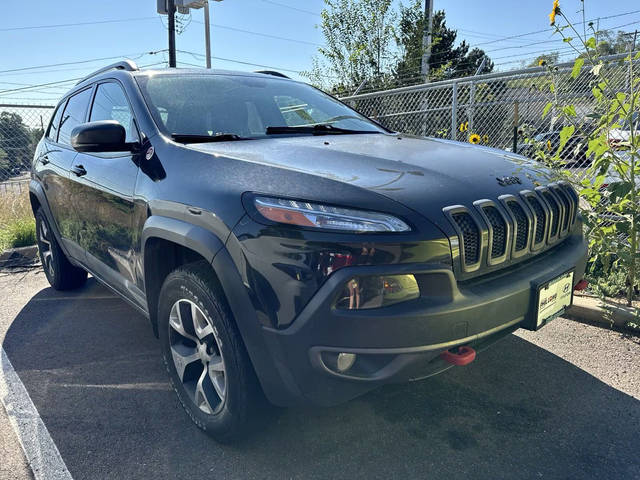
left=135, top=73, right=385, bottom=139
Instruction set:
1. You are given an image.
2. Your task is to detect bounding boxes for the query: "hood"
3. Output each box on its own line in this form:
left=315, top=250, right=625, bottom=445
left=187, top=133, right=559, bottom=228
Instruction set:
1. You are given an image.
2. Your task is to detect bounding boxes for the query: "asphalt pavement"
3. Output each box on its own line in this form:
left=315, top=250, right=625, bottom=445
left=1, top=268, right=639, bottom=479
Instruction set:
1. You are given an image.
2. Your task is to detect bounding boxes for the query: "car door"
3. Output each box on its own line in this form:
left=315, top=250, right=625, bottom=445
left=70, top=80, right=142, bottom=300
left=38, top=89, right=93, bottom=261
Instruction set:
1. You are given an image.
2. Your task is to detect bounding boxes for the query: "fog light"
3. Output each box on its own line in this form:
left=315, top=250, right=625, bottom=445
left=337, top=353, right=356, bottom=372
left=334, top=274, right=420, bottom=310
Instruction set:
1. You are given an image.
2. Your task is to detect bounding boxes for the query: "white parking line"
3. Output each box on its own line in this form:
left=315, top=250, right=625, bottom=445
left=0, top=347, right=73, bottom=480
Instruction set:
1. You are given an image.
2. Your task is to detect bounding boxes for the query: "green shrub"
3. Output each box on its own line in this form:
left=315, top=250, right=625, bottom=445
left=0, top=218, right=36, bottom=251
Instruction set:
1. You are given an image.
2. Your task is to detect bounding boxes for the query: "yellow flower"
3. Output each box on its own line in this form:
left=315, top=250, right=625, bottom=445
left=469, top=134, right=481, bottom=144
left=549, top=0, right=560, bottom=26
left=538, top=58, right=547, bottom=67
left=459, top=121, right=469, bottom=132
left=546, top=140, right=552, bottom=151
left=482, top=134, right=489, bottom=144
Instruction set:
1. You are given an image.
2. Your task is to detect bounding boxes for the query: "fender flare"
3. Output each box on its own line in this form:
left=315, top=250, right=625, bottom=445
left=140, top=215, right=225, bottom=266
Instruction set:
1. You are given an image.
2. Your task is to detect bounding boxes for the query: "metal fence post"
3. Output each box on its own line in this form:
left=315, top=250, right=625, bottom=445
left=468, top=80, right=475, bottom=136
left=451, top=81, right=458, bottom=141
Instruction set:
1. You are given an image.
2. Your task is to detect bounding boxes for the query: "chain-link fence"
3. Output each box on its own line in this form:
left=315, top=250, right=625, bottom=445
left=0, top=103, right=55, bottom=186
left=342, top=52, right=639, bottom=185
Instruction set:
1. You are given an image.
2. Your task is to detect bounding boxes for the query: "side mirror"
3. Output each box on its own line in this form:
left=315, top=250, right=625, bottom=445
left=71, top=120, right=134, bottom=153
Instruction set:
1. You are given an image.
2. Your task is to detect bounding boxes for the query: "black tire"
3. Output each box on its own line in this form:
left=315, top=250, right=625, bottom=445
left=158, top=260, right=266, bottom=442
left=35, top=208, right=87, bottom=290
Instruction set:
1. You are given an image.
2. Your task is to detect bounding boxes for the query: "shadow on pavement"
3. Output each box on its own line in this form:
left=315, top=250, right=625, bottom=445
left=3, top=279, right=639, bottom=479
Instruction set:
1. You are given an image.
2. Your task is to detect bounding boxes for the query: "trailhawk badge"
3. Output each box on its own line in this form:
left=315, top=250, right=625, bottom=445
left=496, top=176, right=522, bottom=186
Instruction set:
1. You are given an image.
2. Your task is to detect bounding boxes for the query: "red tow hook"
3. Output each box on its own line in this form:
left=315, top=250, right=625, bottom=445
left=440, top=346, right=476, bottom=366
left=574, top=279, right=589, bottom=291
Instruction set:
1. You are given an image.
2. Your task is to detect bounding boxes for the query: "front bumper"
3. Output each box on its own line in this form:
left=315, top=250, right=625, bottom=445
left=257, top=233, right=588, bottom=406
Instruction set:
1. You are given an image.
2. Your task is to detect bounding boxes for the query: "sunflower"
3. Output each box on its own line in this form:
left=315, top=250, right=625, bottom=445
left=459, top=121, right=469, bottom=132
left=538, top=58, right=547, bottom=67
left=469, top=133, right=481, bottom=144
left=549, top=0, right=560, bottom=26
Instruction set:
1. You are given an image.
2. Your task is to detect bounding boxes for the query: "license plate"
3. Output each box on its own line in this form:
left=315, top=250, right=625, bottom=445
left=535, top=271, right=574, bottom=329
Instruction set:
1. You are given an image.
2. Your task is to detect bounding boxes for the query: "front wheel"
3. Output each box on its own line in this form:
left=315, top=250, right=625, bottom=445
left=158, top=261, right=266, bottom=442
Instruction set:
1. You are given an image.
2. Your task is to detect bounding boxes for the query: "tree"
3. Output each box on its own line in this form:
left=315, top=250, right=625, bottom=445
left=0, top=112, right=32, bottom=178
left=594, top=30, right=636, bottom=56
left=394, top=4, right=493, bottom=83
left=305, top=0, right=397, bottom=94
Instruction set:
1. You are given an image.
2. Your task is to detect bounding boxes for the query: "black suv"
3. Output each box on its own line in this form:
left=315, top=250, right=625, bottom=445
left=30, top=60, right=588, bottom=441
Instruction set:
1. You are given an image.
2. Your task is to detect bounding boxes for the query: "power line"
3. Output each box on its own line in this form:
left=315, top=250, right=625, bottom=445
left=0, top=16, right=157, bottom=32
left=0, top=50, right=166, bottom=76
left=177, top=49, right=302, bottom=74
left=257, top=0, right=320, bottom=17
left=0, top=62, right=165, bottom=97
left=471, top=8, right=640, bottom=47
left=190, top=19, right=322, bottom=46
left=400, top=17, right=640, bottom=67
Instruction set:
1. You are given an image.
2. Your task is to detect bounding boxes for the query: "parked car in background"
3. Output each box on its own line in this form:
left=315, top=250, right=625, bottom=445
left=30, top=60, right=588, bottom=442
left=518, top=130, right=590, bottom=168
left=608, top=111, right=639, bottom=149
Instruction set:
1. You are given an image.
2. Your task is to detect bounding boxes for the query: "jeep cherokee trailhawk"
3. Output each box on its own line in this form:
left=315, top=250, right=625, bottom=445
left=30, top=60, right=588, bottom=441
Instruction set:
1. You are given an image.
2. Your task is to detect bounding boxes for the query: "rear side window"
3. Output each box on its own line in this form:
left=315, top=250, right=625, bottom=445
left=90, top=82, right=138, bottom=142
left=46, top=102, right=66, bottom=142
left=58, top=88, right=93, bottom=146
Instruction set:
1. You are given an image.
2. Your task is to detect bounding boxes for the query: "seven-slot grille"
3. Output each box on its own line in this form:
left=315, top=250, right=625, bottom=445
left=446, top=183, right=578, bottom=272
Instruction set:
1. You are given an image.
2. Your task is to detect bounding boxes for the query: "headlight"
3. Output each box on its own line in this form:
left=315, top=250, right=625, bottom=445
left=252, top=196, right=411, bottom=233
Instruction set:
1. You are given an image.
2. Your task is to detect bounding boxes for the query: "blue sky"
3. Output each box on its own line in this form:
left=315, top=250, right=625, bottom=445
left=1, top=0, right=639, bottom=104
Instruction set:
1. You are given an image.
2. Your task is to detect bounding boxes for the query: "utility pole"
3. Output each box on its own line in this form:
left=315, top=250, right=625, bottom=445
left=168, top=0, right=177, bottom=67
left=420, top=0, right=434, bottom=81
left=204, top=1, right=212, bottom=68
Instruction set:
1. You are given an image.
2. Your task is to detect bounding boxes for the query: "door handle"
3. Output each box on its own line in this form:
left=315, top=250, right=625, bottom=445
left=40, top=155, right=50, bottom=165
left=71, top=165, right=87, bottom=177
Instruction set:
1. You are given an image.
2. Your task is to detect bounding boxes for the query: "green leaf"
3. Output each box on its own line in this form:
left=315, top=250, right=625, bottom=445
left=558, top=125, right=575, bottom=154
left=585, top=37, right=597, bottom=49
left=562, top=105, right=577, bottom=117
left=563, top=37, right=573, bottom=43
left=542, top=102, right=553, bottom=118
left=571, top=57, right=584, bottom=79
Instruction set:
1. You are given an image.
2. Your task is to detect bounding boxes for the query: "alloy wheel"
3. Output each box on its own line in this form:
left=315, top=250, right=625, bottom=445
left=168, top=299, right=227, bottom=414
left=38, top=218, right=54, bottom=277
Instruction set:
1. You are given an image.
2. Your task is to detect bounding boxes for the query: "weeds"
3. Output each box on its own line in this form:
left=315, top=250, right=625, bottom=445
left=0, top=188, right=35, bottom=252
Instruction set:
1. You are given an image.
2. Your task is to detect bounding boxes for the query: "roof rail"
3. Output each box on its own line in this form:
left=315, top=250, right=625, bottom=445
left=76, top=59, right=140, bottom=85
left=254, top=70, right=290, bottom=79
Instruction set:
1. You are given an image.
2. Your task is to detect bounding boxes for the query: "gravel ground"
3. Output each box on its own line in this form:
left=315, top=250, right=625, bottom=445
left=0, top=268, right=639, bottom=480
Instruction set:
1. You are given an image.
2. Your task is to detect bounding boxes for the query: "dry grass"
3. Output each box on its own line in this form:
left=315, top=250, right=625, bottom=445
left=0, top=187, right=35, bottom=252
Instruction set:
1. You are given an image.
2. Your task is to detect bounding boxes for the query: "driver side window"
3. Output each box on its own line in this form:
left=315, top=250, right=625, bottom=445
left=90, top=82, right=138, bottom=143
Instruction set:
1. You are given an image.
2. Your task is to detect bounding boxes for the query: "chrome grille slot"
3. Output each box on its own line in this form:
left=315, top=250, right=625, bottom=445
left=483, top=206, right=507, bottom=258
left=506, top=200, right=529, bottom=252
left=551, top=185, right=572, bottom=233
left=525, top=195, right=546, bottom=245
left=451, top=212, right=480, bottom=266
left=542, top=191, right=560, bottom=237
left=560, top=183, right=579, bottom=226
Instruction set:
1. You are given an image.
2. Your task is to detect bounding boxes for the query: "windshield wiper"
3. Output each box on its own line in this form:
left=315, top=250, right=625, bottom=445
left=265, top=124, right=381, bottom=136
left=171, top=133, right=252, bottom=144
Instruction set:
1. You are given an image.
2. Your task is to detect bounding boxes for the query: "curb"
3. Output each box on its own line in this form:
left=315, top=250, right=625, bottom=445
left=566, top=295, right=639, bottom=332
left=0, top=245, right=39, bottom=269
